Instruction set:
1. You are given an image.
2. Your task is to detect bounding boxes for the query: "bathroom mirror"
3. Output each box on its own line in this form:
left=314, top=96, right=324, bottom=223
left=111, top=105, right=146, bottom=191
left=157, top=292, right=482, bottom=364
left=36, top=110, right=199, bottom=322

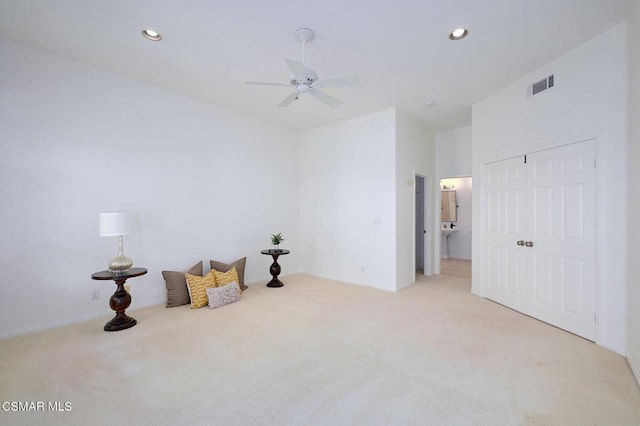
left=441, top=190, right=457, bottom=222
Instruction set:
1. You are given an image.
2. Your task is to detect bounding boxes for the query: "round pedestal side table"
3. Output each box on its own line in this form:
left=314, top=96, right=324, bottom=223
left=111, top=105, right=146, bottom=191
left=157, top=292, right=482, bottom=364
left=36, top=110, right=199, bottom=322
left=91, top=267, right=147, bottom=331
left=260, top=249, right=290, bottom=288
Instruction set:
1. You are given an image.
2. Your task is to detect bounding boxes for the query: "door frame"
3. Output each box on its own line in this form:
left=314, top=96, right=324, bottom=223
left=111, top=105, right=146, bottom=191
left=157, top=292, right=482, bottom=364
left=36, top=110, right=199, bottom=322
left=436, top=174, right=472, bottom=274
left=414, top=173, right=432, bottom=276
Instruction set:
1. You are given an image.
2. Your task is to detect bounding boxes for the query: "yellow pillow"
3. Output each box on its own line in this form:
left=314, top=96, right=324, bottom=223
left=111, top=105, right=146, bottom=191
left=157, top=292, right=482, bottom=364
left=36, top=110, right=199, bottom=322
left=211, top=266, right=240, bottom=288
left=185, top=270, right=217, bottom=308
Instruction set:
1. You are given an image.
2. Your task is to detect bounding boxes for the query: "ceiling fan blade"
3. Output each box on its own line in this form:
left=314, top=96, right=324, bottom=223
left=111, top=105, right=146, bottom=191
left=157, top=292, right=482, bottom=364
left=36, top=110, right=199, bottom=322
left=310, top=90, right=343, bottom=108
left=284, top=58, right=305, bottom=79
left=319, top=75, right=360, bottom=87
left=244, top=81, right=290, bottom=87
left=277, top=92, right=298, bottom=108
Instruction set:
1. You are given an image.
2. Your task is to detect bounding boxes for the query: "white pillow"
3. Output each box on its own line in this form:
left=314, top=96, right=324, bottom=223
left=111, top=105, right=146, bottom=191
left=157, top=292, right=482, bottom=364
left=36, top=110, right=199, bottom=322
left=206, top=281, right=241, bottom=309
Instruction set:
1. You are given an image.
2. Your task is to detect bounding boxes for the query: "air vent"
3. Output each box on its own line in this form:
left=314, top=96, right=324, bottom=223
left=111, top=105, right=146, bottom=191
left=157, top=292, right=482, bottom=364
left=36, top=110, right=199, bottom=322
left=527, top=74, right=554, bottom=97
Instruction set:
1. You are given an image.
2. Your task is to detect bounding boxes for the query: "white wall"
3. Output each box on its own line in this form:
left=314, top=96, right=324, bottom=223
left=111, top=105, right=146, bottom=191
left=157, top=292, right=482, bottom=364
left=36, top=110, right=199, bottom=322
left=440, top=177, right=472, bottom=260
left=435, top=126, right=472, bottom=177
left=627, top=1, right=640, bottom=383
left=299, top=109, right=397, bottom=291
left=395, top=110, right=435, bottom=289
left=0, top=37, right=301, bottom=337
left=299, top=109, right=435, bottom=292
left=472, top=23, right=628, bottom=354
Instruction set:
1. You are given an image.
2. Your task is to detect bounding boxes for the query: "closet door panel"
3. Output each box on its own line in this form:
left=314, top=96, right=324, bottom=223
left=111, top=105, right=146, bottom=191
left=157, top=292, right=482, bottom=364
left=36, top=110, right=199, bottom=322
left=484, top=157, right=527, bottom=312
left=526, top=140, right=596, bottom=340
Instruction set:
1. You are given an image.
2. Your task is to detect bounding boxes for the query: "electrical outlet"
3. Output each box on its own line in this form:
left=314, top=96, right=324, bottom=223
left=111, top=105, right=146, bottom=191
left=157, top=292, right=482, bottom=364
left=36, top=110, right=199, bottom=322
left=92, top=290, right=100, bottom=301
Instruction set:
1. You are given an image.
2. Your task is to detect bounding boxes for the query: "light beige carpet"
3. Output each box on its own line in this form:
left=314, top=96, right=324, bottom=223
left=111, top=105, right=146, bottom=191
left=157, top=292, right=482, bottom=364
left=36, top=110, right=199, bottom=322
left=1, top=273, right=639, bottom=425
left=441, top=258, right=472, bottom=279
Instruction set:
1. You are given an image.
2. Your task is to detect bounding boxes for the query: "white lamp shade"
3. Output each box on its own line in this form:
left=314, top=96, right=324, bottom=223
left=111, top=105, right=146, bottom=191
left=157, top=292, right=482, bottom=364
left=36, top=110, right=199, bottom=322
left=99, top=211, right=140, bottom=237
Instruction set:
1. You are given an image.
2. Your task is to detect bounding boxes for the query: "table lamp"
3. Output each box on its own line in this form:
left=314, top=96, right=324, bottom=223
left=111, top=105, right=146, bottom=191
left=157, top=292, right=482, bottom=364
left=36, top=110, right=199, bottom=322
left=99, top=211, right=140, bottom=273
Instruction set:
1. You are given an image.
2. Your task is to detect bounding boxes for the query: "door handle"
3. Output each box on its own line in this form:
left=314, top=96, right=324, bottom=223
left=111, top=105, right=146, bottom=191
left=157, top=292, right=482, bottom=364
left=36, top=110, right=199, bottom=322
left=516, top=240, right=525, bottom=246
left=525, top=241, right=534, bottom=247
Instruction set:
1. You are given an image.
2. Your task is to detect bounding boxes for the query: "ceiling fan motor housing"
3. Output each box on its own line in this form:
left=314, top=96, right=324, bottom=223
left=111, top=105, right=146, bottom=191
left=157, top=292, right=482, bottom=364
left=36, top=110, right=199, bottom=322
left=290, top=67, right=319, bottom=88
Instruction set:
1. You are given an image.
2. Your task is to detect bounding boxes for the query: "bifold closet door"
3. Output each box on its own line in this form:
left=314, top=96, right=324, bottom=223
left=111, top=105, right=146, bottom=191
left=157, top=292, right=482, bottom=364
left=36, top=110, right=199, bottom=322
left=484, top=156, right=528, bottom=313
left=526, top=141, right=596, bottom=340
left=484, top=140, right=596, bottom=341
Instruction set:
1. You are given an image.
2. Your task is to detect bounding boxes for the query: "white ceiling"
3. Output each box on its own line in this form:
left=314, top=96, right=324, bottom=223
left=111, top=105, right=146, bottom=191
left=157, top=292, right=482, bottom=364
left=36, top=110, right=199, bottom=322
left=0, top=0, right=631, bottom=131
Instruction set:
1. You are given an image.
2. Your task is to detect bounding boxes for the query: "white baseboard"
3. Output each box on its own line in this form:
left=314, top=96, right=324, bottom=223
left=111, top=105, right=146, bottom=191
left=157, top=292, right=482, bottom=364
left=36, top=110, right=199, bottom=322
left=595, top=338, right=626, bottom=357
left=0, top=309, right=110, bottom=339
left=628, top=349, right=640, bottom=388
left=0, top=296, right=166, bottom=340
left=396, top=280, right=414, bottom=292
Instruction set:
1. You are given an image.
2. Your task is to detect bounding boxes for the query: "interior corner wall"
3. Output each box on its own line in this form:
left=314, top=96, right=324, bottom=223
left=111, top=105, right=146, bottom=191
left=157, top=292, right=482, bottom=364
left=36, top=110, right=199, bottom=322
left=0, top=37, right=300, bottom=338
left=435, top=126, right=472, bottom=177
left=395, top=110, right=435, bottom=290
left=299, top=109, right=397, bottom=291
left=471, top=22, right=628, bottom=354
left=627, top=1, right=640, bottom=383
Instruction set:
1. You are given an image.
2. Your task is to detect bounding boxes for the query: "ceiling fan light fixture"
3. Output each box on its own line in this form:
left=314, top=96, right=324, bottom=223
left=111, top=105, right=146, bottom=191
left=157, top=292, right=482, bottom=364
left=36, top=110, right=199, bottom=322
left=449, top=28, right=468, bottom=40
left=142, top=29, right=162, bottom=41
left=298, top=84, right=311, bottom=93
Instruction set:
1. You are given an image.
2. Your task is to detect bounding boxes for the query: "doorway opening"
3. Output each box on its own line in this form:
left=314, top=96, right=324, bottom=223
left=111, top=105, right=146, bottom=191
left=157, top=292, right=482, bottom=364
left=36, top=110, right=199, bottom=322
left=439, top=176, right=472, bottom=279
left=415, top=175, right=431, bottom=276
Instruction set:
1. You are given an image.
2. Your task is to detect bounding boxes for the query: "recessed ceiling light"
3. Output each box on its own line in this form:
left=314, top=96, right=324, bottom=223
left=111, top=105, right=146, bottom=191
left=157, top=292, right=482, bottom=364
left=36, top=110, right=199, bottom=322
left=449, top=28, right=468, bottom=41
left=422, top=100, right=437, bottom=107
left=142, top=29, right=162, bottom=41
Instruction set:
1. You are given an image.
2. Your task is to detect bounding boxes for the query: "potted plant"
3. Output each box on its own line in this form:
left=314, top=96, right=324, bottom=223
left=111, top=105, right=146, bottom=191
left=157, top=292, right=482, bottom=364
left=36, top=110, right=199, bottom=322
left=271, top=233, right=284, bottom=251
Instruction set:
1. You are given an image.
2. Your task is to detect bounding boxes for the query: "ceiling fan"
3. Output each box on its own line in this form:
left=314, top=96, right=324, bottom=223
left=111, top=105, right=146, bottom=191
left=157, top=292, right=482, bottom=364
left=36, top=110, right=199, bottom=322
left=244, top=28, right=359, bottom=108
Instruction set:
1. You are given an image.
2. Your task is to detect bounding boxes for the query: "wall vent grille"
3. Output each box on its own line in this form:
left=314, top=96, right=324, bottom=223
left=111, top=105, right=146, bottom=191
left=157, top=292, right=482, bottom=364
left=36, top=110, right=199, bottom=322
left=527, top=74, right=554, bottom=97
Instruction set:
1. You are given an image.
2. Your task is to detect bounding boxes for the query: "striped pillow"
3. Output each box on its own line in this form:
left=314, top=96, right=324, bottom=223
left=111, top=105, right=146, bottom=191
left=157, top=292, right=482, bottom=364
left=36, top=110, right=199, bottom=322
left=162, top=261, right=203, bottom=307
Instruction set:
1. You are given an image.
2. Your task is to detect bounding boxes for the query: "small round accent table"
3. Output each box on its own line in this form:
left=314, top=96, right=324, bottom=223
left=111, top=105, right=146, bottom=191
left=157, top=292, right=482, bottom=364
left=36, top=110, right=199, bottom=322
left=91, top=267, right=147, bottom=331
left=260, top=249, right=290, bottom=288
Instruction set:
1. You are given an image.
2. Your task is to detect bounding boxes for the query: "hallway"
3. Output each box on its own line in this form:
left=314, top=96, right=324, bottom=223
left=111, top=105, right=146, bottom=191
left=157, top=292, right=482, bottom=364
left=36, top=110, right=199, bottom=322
left=440, top=257, right=471, bottom=279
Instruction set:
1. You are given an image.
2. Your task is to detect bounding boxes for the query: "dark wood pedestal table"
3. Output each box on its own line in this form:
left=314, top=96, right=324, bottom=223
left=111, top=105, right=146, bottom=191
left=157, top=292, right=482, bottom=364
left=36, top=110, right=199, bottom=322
left=260, top=249, right=290, bottom=287
left=91, top=267, right=147, bottom=331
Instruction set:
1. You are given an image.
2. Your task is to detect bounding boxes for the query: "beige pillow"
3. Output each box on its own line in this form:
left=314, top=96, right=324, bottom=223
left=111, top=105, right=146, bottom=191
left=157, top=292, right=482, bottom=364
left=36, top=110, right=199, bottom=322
left=206, top=282, right=241, bottom=309
left=162, top=261, right=203, bottom=308
left=210, top=257, right=247, bottom=290
left=185, top=270, right=217, bottom=309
